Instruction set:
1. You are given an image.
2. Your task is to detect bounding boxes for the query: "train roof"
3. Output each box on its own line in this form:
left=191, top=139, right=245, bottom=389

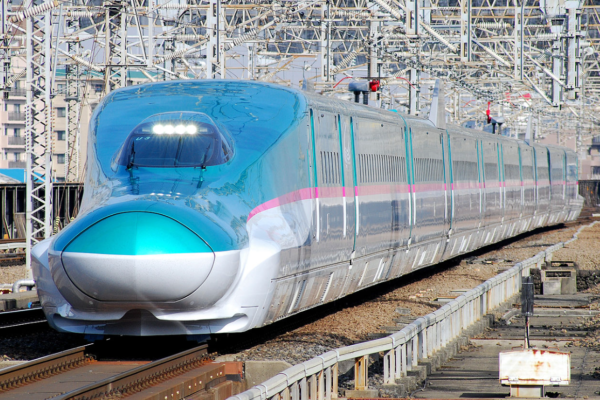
left=90, top=80, right=306, bottom=174
left=89, top=80, right=576, bottom=176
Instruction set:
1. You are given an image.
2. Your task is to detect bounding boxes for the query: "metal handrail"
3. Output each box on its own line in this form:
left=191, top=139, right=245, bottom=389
left=230, top=221, right=598, bottom=400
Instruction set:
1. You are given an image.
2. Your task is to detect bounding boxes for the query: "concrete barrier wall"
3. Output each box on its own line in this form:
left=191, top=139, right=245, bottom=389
left=230, top=221, right=598, bottom=400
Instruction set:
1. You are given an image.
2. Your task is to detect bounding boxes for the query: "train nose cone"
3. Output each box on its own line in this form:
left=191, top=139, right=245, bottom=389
left=60, top=212, right=214, bottom=302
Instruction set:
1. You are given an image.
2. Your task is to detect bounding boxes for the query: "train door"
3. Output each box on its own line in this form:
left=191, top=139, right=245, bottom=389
left=339, top=114, right=356, bottom=257
left=448, top=134, right=480, bottom=235
left=476, top=139, right=484, bottom=229
left=405, top=127, right=415, bottom=244
left=409, top=126, right=445, bottom=243
left=499, top=143, right=506, bottom=223
left=562, top=150, right=567, bottom=205
left=308, top=109, right=320, bottom=245
left=311, top=109, right=350, bottom=264
left=518, top=146, right=524, bottom=216
left=392, top=123, right=410, bottom=248
left=481, top=139, right=502, bottom=228
left=441, top=130, right=452, bottom=238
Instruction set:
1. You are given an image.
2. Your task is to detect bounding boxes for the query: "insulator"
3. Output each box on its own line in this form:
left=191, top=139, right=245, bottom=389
left=224, top=29, right=258, bottom=50
left=531, top=33, right=558, bottom=41
left=385, top=34, right=407, bottom=41
left=420, top=22, right=457, bottom=52
left=69, top=54, right=103, bottom=72
left=159, top=4, right=190, bottom=9
left=373, top=0, right=403, bottom=20
left=332, top=50, right=359, bottom=73
left=476, top=22, right=509, bottom=30
left=67, top=11, right=100, bottom=19
left=10, top=0, right=59, bottom=23
left=154, top=44, right=206, bottom=63
left=331, top=10, right=371, bottom=19
left=175, top=34, right=206, bottom=41
left=223, top=20, right=275, bottom=51
left=5, top=69, right=26, bottom=88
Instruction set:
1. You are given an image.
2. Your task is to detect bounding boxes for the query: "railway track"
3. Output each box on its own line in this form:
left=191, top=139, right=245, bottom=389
left=0, top=308, right=48, bottom=335
left=0, top=253, right=26, bottom=267
left=0, top=343, right=242, bottom=400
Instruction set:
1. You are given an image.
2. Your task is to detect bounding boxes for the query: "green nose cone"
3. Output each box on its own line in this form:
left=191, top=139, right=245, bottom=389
left=64, top=212, right=211, bottom=255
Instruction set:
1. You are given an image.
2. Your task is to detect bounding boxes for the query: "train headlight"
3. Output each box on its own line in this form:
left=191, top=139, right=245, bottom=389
left=152, top=124, right=198, bottom=135
left=164, top=124, right=175, bottom=134
left=120, top=111, right=233, bottom=168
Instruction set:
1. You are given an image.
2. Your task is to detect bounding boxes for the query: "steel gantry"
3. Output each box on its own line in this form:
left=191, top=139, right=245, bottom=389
left=1, top=0, right=600, bottom=271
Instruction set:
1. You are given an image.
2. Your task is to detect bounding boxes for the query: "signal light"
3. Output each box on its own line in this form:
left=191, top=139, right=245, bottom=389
left=486, top=101, right=491, bottom=124
left=369, top=80, right=380, bottom=92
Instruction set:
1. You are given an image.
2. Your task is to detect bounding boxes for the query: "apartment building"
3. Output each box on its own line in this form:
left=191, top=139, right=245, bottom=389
left=0, top=70, right=103, bottom=182
left=0, top=81, right=27, bottom=170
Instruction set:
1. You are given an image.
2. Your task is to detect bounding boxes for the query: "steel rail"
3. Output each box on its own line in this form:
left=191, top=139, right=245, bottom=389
left=0, top=345, right=93, bottom=392
left=0, top=307, right=46, bottom=332
left=53, top=344, right=211, bottom=400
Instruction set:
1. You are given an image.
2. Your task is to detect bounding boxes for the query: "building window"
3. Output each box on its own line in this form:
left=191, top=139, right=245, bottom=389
left=3, top=128, right=7, bottom=136
left=56, top=130, right=66, bottom=141
left=14, top=128, right=20, bottom=137
left=55, top=177, right=65, bottom=183
left=57, top=83, right=65, bottom=93
left=56, top=154, right=66, bottom=164
left=13, top=152, right=21, bottom=161
left=57, top=107, right=66, bottom=118
left=93, top=84, right=103, bottom=93
left=14, top=104, right=20, bottom=113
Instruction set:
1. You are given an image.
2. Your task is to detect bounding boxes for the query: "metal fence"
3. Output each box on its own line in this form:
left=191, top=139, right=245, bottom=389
left=0, top=183, right=84, bottom=240
left=231, top=222, right=597, bottom=400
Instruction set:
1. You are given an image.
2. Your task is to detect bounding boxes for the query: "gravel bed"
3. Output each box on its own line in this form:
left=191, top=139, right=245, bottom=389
left=0, top=264, right=28, bottom=287
left=228, top=221, right=596, bottom=365
left=550, top=220, right=600, bottom=270
left=0, top=330, right=87, bottom=362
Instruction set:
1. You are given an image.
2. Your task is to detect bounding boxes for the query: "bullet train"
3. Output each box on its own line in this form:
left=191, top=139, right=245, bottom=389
left=31, top=80, right=583, bottom=337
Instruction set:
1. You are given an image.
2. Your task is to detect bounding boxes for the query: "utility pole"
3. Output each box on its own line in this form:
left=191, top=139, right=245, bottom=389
left=0, top=0, right=9, bottom=91
left=25, top=0, right=54, bottom=276
left=103, top=0, right=127, bottom=93
left=407, top=0, right=419, bottom=115
left=207, top=0, right=225, bottom=79
left=247, top=44, right=255, bottom=80
left=460, top=0, right=471, bottom=62
left=368, top=15, right=379, bottom=102
left=320, top=0, right=331, bottom=82
left=565, top=1, right=581, bottom=100
left=514, top=0, right=524, bottom=81
left=65, top=14, right=80, bottom=182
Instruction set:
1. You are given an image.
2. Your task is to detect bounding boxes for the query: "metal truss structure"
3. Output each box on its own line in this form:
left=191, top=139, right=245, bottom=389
left=1, top=0, right=600, bottom=267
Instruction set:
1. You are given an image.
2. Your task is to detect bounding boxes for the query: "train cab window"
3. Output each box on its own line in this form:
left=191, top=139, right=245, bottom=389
left=119, top=112, right=233, bottom=168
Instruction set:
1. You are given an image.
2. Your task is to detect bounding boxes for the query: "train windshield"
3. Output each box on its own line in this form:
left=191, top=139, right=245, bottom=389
left=119, top=112, right=232, bottom=168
